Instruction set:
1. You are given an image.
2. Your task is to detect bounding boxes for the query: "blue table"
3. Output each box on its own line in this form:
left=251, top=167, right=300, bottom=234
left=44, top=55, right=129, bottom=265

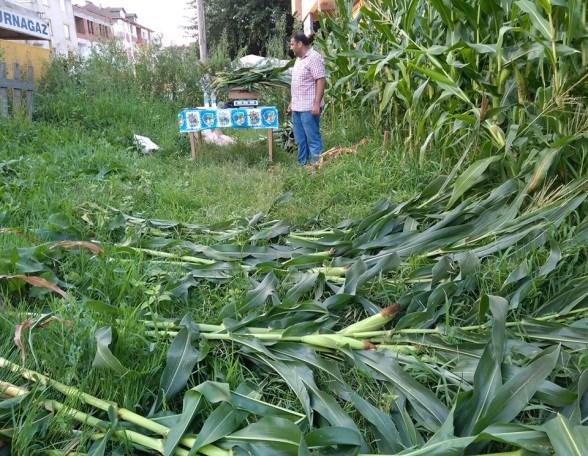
left=178, top=106, right=279, bottom=160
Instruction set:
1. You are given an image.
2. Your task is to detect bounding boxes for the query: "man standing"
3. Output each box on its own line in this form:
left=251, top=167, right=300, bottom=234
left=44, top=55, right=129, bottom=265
left=288, top=31, right=326, bottom=168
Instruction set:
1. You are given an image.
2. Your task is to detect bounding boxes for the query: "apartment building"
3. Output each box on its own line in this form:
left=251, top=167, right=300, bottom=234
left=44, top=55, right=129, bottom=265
left=73, top=2, right=111, bottom=57
left=2, top=0, right=160, bottom=77
left=72, top=3, right=158, bottom=60
left=107, top=6, right=157, bottom=60
left=15, top=0, right=78, bottom=54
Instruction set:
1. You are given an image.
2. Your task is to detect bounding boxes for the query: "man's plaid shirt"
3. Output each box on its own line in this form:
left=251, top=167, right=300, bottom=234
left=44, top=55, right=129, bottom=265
left=291, top=48, right=326, bottom=112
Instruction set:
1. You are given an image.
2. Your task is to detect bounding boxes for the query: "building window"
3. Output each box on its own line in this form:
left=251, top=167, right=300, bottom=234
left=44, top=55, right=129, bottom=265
left=87, top=20, right=95, bottom=35
left=64, top=24, right=70, bottom=40
left=75, top=17, right=85, bottom=34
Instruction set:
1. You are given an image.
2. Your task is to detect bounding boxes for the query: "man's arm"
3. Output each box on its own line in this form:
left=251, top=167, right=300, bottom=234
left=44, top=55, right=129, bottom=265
left=312, top=78, right=325, bottom=115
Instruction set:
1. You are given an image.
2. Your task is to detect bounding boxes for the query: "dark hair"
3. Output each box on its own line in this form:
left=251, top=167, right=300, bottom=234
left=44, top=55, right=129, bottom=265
left=291, top=31, right=313, bottom=46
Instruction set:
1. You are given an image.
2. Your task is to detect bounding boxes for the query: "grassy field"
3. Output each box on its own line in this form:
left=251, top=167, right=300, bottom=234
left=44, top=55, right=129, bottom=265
left=0, top=110, right=441, bottom=229
left=1, top=22, right=587, bottom=453
left=0, top=96, right=445, bottom=454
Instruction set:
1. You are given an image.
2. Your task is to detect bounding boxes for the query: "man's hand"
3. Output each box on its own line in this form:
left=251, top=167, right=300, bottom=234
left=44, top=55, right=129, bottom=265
left=287, top=103, right=292, bottom=114
left=311, top=102, right=321, bottom=116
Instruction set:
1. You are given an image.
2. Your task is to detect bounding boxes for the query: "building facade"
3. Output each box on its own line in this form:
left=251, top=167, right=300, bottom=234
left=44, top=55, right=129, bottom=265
left=1, top=0, right=160, bottom=79
left=74, top=3, right=158, bottom=61
left=0, top=0, right=51, bottom=78
left=15, top=0, right=78, bottom=54
left=108, top=7, right=157, bottom=60
left=73, top=2, right=111, bottom=57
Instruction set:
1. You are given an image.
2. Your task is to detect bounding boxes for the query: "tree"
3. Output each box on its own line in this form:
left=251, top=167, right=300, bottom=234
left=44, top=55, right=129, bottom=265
left=186, top=0, right=294, bottom=59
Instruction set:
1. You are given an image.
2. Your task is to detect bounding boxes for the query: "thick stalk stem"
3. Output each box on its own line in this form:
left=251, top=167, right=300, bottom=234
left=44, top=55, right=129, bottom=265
left=0, top=358, right=227, bottom=456
left=0, top=382, right=184, bottom=456
left=128, top=247, right=216, bottom=265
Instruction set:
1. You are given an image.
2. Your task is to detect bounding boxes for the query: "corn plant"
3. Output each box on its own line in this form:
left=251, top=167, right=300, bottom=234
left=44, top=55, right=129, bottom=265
left=319, top=0, right=588, bottom=171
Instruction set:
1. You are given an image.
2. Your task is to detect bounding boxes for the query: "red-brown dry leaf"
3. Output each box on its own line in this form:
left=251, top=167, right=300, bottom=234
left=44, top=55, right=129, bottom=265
left=14, top=320, right=33, bottom=362
left=0, top=275, right=68, bottom=298
left=315, top=138, right=368, bottom=169
left=49, top=240, right=103, bottom=254
left=14, top=316, right=59, bottom=362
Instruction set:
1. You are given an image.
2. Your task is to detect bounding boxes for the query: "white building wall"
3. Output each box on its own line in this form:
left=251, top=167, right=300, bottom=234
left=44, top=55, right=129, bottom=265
left=77, top=36, right=91, bottom=58
left=16, top=0, right=78, bottom=54
left=111, top=17, right=134, bottom=60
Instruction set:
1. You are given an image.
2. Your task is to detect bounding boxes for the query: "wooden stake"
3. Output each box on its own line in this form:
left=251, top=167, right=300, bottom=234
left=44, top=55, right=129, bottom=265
left=383, top=130, right=391, bottom=147
left=189, top=133, right=196, bottom=160
left=268, top=129, right=274, bottom=162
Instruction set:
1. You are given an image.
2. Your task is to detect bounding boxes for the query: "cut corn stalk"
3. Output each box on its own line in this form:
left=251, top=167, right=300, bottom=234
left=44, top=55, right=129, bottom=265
left=338, top=303, right=401, bottom=335
left=0, top=358, right=228, bottom=456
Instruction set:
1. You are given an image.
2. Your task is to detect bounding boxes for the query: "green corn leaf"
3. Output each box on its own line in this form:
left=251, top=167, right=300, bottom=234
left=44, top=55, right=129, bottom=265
left=537, top=242, right=562, bottom=278
left=380, top=81, right=399, bottom=114
left=241, top=272, right=278, bottom=312
left=517, top=321, right=588, bottom=348
left=535, top=278, right=588, bottom=315
left=159, top=315, right=201, bottom=400
left=543, top=414, right=588, bottom=456
left=250, top=220, right=290, bottom=241
left=301, top=377, right=365, bottom=444
left=231, top=383, right=305, bottom=421
left=164, top=382, right=230, bottom=455
left=503, top=261, right=530, bottom=287
left=429, top=0, right=452, bottom=25
left=447, top=155, right=501, bottom=208
left=479, top=423, right=551, bottom=453
left=384, top=436, right=476, bottom=456
left=226, top=416, right=301, bottom=455
left=272, top=343, right=345, bottom=384
left=254, top=356, right=313, bottom=421
left=89, top=406, right=119, bottom=456
left=516, top=0, right=553, bottom=40
left=92, top=327, right=128, bottom=375
left=163, top=390, right=203, bottom=456
left=356, top=351, right=449, bottom=431
left=189, top=403, right=247, bottom=455
left=337, top=387, right=404, bottom=453
left=305, top=426, right=363, bottom=453
left=459, top=296, right=507, bottom=436
left=474, top=345, right=561, bottom=432
left=528, top=147, right=562, bottom=193
left=566, top=369, right=588, bottom=424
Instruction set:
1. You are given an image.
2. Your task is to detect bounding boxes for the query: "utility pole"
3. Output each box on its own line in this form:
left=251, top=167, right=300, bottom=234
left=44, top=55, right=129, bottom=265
left=196, top=0, right=208, bottom=64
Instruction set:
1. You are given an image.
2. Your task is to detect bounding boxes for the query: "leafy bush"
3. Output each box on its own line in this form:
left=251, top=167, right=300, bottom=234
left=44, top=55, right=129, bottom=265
left=35, top=42, right=202, bottom=149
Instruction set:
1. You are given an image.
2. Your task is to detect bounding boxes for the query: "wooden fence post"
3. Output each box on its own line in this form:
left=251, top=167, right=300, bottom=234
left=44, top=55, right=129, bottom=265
left=0, top=63, right=35, bottom=119
left=12, top=63, right=22, bottom=113
left=26, top=65, right=34, bottom=119
left=0, top=63, right=8, bottom=117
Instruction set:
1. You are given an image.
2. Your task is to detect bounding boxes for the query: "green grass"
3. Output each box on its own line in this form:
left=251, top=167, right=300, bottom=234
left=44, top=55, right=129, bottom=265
left=0, top=90, right=445, bottom=454
left=4, top=50, right=585, bottom=455
left=0, top=112, right=441, bottom=231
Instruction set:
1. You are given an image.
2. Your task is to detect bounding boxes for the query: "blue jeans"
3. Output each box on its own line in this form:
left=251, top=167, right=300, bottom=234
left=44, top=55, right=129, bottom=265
left=292, top=111, right=322, bottom=165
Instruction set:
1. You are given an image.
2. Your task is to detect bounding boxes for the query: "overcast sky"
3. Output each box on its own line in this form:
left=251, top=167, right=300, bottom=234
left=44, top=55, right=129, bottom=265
left=91, top=0, right=196, bottom=46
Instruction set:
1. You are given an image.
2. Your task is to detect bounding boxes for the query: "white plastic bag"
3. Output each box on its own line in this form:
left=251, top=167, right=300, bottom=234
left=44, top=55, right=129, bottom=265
left=201, top=130, right=236, bottom=146
left=133, top=134, right=160, bottom=154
